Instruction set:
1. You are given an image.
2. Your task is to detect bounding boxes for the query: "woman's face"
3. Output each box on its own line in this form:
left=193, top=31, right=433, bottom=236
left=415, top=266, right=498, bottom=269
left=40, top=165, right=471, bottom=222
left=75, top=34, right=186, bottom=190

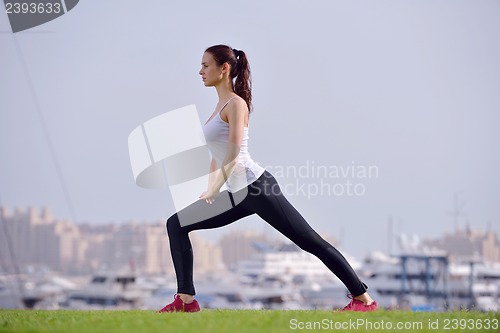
left=199, top=52, right=223, bottom=87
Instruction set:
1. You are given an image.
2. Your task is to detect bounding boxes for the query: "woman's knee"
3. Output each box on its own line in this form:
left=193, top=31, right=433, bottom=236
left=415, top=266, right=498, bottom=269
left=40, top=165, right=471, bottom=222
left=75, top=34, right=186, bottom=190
left=166, top=214, right=181, bottom=235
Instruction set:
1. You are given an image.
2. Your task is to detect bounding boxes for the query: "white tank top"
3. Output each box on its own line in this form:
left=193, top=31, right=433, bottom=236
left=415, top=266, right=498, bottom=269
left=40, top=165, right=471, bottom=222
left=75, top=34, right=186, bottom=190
left=202, top=97, right=266, bottom=192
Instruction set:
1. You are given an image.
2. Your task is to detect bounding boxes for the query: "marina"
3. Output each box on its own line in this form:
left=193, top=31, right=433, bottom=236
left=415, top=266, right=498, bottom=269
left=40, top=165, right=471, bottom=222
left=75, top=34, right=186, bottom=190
left=1, top=234, right=500, bottom=311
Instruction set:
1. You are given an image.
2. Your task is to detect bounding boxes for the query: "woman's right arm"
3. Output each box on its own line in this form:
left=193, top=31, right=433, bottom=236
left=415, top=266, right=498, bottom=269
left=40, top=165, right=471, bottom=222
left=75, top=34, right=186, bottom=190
left=200, top=158, right=220, bottom=203
left=207, top=158, right=219, bottom=189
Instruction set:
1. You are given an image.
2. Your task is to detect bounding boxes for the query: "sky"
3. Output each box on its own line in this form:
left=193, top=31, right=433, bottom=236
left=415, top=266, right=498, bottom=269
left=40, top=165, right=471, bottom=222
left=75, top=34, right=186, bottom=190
left=1, top=0, right=499, bottom=259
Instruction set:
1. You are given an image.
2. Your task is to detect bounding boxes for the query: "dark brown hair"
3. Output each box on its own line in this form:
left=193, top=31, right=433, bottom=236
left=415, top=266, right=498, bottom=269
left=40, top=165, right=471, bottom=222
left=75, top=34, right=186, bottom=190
left=205, top=45, right=252, bottom=112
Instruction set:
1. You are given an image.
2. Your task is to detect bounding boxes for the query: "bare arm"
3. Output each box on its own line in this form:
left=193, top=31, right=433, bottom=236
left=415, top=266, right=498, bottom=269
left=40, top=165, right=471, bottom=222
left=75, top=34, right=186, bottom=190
left=207, top=157, right=219, bottom=188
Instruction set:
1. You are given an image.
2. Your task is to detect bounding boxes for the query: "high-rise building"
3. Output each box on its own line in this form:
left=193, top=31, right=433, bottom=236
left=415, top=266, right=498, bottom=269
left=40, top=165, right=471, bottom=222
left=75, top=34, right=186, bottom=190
left=190, top=231, right=225, bottom=274
left=0, top=206, right=226, bottom=276
left=0, top=206, right=84, bottom=273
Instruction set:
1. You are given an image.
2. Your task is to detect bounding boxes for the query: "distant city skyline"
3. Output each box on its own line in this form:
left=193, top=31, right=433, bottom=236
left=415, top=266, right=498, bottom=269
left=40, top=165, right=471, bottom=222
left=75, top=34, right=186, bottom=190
left=1, top=205, right=498, bottom=280
left=1, top=1, right=499, bottom=259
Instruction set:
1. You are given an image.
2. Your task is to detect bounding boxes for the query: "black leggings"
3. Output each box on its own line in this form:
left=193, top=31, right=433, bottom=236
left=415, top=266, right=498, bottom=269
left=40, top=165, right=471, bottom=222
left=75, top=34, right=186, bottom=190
left=166, top=170, right=368, bottom=296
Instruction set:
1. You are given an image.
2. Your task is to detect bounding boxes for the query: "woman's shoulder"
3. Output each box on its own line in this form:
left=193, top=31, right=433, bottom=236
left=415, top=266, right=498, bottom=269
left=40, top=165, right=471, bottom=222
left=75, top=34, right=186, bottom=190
left=228, top=94, right=246, bottom=107
left=227, top=95, right=248, bottom=112
left=221, top=95, right=249, bottom=123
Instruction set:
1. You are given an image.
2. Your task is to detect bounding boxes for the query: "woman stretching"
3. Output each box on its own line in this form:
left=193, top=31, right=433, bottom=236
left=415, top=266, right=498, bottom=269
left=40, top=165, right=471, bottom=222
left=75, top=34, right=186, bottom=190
left=159, top=44, right=377, bottom=312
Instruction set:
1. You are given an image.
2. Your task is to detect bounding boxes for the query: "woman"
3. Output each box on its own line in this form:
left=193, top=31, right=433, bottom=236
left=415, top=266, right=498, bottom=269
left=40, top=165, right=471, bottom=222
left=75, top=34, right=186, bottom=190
left=159, top=45, right=377, bottom=312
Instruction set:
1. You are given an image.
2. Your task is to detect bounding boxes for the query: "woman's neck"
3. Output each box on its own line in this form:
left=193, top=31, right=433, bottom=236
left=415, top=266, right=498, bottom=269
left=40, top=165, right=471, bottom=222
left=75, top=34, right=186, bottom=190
left=215, top=78, right=235, bottom=102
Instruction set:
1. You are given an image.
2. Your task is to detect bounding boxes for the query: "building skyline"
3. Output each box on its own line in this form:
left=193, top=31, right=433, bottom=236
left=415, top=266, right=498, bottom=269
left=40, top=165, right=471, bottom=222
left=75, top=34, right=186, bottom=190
left=0, top=206, right=224, bottom=276
left=1, top=205, right=499, bottom=279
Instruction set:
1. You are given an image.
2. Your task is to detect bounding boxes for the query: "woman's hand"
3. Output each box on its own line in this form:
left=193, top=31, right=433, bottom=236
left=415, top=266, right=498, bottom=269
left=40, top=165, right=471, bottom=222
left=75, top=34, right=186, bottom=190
left=199, top=188, right=220, bottom=204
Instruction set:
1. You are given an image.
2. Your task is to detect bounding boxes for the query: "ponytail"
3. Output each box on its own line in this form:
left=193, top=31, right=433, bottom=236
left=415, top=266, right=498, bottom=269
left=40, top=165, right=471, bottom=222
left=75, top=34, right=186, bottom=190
left=231, top=49, right=252, bottom=112
left=205, top=45, right=253, bottom=111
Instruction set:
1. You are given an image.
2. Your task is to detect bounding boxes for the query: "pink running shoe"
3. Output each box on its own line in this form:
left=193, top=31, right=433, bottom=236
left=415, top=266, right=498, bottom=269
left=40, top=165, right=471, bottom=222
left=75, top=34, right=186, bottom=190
left=158, top=294, right=201, bottom=313
left=341, top=294, right=378, bottom=312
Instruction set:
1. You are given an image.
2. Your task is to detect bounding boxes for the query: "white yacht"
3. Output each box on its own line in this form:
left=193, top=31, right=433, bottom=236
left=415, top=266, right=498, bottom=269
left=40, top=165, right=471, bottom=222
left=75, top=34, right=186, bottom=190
left=61, top=272, right=150, bottom=309
left=237, top=242, right=362, bottom=280
left=0, top=271, right=76, bottom=309
left=234, top=242, right=358, bottom=309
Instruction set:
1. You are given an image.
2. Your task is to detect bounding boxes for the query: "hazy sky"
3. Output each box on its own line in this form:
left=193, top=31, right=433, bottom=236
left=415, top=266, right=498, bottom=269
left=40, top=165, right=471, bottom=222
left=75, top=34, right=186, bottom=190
left=1, top=0, right=499, bottom=258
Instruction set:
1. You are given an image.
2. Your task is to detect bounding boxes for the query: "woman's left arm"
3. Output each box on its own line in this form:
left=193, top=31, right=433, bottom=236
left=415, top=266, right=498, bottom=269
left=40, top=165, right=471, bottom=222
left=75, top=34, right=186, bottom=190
left=199, top=99, right=246, bottom=203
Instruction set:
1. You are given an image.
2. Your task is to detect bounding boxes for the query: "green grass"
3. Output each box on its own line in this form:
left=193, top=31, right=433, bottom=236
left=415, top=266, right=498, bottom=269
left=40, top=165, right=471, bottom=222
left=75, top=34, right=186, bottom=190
left=0, top=309, right=499, bottom=333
